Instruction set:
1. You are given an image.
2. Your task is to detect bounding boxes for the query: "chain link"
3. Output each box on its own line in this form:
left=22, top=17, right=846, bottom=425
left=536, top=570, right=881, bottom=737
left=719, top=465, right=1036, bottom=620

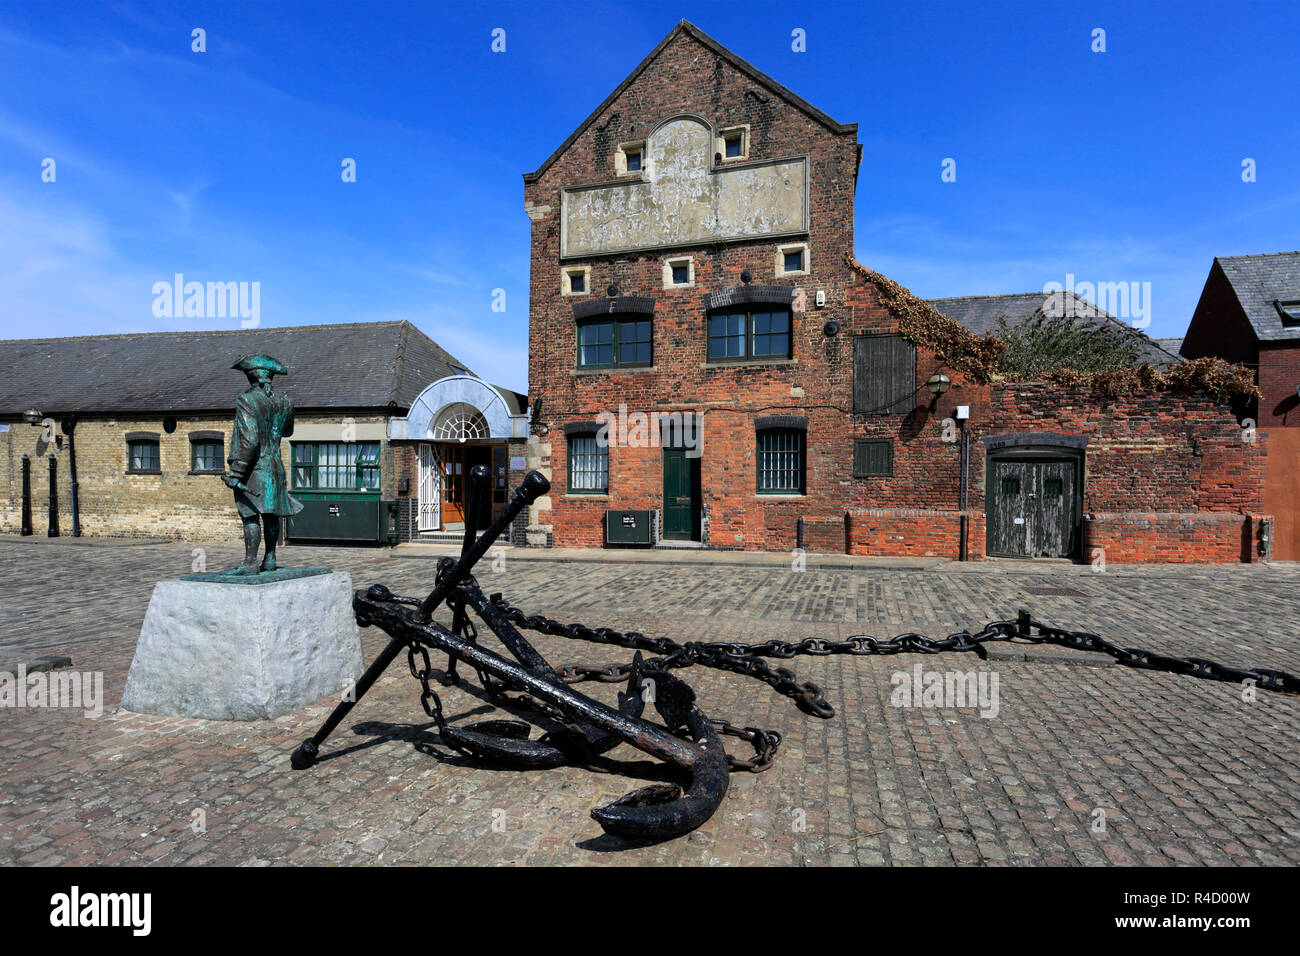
left=400, top=593, right=1300, bottom=774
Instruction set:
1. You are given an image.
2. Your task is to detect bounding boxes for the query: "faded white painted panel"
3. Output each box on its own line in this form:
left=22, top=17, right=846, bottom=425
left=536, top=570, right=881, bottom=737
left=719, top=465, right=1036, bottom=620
left=562, top=117, right=807, bottom=257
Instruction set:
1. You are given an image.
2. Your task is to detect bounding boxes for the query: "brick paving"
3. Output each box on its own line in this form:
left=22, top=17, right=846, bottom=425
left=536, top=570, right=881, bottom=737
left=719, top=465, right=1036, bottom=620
left=1, top=535, right=1298, bottom=866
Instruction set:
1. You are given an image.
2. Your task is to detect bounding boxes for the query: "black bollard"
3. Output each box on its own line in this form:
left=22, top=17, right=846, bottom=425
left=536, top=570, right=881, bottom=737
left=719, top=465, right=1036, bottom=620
left=20, top=455, right=33, bottom=536
left=47, top=454, right=60, bottom=537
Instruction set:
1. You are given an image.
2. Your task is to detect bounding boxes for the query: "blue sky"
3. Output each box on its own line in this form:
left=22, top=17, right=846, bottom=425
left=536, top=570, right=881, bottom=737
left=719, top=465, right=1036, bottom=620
left=1, top=0, right=1297, bottom=392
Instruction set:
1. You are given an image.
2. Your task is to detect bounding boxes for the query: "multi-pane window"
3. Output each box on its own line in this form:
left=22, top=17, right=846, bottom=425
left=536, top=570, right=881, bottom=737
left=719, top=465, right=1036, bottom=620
left=567, top=433, right=608, bottom=494
left=577, top=317, right=652, bottom=368
left=191, top=440, right=224, bottom=472
left=127, top=439, right=160, bottom=473
left=757, top=429, right=805, bottom=494
left=292, top=442, right=381, bottom=491
left=708, top=309, right=791, bottom=361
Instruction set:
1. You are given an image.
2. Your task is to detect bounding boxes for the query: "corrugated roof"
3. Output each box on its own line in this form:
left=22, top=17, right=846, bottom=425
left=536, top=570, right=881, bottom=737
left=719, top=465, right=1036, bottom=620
left=1215, top=251, right=1300, bottom=343
left=925, top=291, right=1182, bottom=369
left=0, top=321, right=475, bottom=417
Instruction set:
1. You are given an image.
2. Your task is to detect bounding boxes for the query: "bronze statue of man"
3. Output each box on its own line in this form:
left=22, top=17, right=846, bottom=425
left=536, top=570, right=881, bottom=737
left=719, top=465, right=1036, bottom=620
left=222, top=354, right=303, bottom=574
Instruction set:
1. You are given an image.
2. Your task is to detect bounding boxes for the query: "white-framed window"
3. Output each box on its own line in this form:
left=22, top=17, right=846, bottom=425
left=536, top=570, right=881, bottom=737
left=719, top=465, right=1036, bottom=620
left=616, top=141, right=646, bottom=177
left=662, top=255, right=695, bottom=289
left=562, top=265, right=590, bottom=296
left=716, top=125, right=749, bottom=162
left=775, top=242, right=810, bottom=277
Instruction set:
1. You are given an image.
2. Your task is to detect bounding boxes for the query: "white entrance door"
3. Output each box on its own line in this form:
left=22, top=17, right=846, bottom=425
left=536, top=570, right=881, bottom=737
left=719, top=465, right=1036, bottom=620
left=417, top=443, right=441, bottom=531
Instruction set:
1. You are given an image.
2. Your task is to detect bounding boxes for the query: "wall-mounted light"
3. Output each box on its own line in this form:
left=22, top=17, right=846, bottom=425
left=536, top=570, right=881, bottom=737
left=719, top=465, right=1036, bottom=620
left=22, top=409, right=42, bottom=425
left=822, top=320, right=840, bottom=337
left=740, top=269, right=752, bottom=284
left=925, top=373, right=951, bottom=410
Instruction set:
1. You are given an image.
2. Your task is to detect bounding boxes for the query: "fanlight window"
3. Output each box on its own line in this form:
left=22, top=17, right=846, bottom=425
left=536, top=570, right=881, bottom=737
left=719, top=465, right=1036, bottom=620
left=431, top=403, right=489, bottom=443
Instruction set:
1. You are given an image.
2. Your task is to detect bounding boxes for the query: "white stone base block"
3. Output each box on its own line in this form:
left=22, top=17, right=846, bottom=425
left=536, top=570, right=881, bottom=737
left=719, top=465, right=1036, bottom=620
left=120, top=571, right=364, bottom=720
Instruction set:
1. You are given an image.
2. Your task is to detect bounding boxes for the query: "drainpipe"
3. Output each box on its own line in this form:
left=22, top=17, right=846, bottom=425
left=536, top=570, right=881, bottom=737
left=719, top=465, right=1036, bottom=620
left=20, top=454, right=33, bottom=536
left=958, top=419, right=969, bottom=560
left=62, top=418, right=81, bottom=537
left=47, top=454, right=60, bottom=537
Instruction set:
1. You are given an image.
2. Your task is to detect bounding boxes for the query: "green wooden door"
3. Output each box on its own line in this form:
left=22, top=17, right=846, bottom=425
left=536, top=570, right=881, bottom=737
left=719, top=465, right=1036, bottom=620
left=662, top=448, right=699, bottom=540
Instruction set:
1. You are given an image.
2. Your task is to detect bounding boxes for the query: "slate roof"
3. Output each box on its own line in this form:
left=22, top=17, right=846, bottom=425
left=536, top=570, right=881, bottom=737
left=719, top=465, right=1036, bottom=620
left=1215, top=252, right=1300, bottom=343
left=926, top=292, right=1182, bottom=369
left=523, top=20, right=857, bottom=184
left=1154, top=337, right=1184, bottom=357
left=0, top=321, right=478, bottom=417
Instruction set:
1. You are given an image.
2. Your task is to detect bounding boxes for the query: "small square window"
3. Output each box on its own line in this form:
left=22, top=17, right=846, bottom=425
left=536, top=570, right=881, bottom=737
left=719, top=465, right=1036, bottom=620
left=784, top=250, right=803, bottom=273
left=626, top=151, right=641, bottom=172
left=672, top=264, right=690, bottom=285
left=569, top=272, right=585, bottom=293
left=725, top=136, right=742, bottom=158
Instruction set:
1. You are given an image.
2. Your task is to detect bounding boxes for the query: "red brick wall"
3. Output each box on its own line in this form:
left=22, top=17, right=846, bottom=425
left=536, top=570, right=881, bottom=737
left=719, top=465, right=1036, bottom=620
left=1082, top=512, right=1259, bottom=564
left=523, top=29, right=1266, bottom=563
left=527, top=28, right=861, bottom=551
left=1258, top=341, right=1300, bottom=427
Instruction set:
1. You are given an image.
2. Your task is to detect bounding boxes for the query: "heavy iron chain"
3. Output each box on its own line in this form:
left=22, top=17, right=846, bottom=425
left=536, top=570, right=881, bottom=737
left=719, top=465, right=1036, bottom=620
left=405, top=588, right=1300, bottom=775
left=488, top=598, right=1300, bottom=697
left=486, top=598, right=1300, bottom=770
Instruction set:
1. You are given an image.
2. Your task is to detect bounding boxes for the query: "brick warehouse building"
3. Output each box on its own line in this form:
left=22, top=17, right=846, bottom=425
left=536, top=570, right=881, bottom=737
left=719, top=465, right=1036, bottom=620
left=1180, top=252, right=1300, bottom=559
left=0, top=322, right=530, bottom=544
left=520, top=21, right=1267, bottom=562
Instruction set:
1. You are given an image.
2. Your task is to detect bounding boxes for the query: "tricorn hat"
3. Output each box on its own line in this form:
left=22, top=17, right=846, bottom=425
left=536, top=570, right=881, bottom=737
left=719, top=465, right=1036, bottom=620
left=232, top=354, right=288, bottom=376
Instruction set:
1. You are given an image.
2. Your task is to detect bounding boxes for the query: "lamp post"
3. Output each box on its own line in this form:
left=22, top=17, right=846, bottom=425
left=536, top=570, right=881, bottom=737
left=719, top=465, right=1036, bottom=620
left=20, top=454, right=33, bottom=536
left=62, top=418, right=81, bottom=537
left=47, top=454, right=60, bottom=537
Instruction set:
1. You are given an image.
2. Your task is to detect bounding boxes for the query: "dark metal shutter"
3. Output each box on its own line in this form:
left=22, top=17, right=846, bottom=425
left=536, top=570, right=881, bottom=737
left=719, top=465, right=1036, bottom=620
left=854, top=334, right=917, bottom=414
left=853, top=439, right=893, bottom=477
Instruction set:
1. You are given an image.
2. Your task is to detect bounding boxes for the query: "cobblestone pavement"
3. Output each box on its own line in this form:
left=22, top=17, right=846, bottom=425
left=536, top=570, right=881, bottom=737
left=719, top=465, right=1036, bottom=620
left=2, top=536, right=1298, bottom=866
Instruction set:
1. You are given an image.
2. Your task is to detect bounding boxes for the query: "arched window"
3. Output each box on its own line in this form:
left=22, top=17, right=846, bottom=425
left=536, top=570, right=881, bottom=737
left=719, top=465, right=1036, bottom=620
left=431, top=403, right=490, bottom=442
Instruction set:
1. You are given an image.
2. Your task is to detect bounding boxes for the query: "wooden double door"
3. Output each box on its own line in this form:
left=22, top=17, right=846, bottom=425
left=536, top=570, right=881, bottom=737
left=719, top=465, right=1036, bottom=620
left=987, top=457, right=1080, bottom=558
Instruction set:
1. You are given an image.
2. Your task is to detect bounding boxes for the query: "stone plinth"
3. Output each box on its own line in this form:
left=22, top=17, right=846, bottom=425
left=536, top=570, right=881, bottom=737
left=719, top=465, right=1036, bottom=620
left=119, top=570, right=363, bottom=720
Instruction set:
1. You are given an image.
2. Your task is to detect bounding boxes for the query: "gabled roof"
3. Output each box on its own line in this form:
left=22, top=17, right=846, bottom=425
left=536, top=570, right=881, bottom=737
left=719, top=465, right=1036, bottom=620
left=1214, top=251, right=1300, bottom=343
left=0, top=321, right=476, bottom=417
left=926, top=292, right=1182, bottom=369
left=523, top=20, right=856, bottom=184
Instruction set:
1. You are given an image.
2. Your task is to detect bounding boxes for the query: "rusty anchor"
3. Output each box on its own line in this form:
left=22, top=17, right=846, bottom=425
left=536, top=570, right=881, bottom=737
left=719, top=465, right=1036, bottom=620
left=291, top=466, right=1300, bottom=843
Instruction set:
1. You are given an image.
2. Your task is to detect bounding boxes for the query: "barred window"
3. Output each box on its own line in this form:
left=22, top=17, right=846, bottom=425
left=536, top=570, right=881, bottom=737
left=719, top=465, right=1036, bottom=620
left=292, top=442, right=381, bottom=491
left=567, top=433, right=608, bottom=494
left=127, top=439, right=160, bottom=473
left=757, top=429, right=804, bottom=494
